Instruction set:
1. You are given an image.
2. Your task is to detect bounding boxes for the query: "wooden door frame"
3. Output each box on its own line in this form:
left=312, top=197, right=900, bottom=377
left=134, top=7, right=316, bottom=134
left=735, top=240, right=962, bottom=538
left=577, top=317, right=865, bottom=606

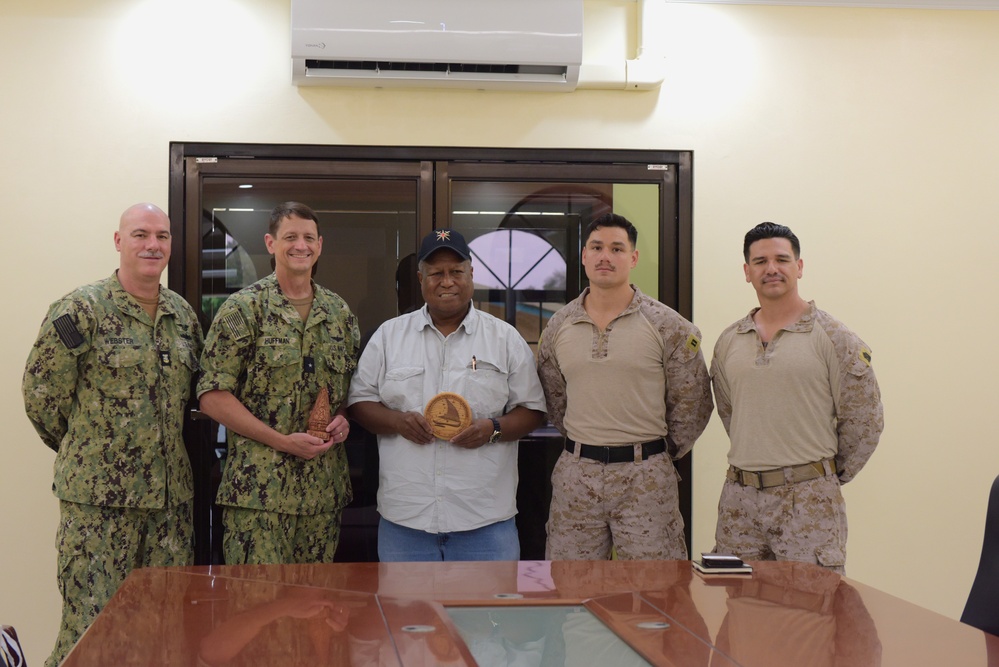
left=168, top=142, right=696, bottom=558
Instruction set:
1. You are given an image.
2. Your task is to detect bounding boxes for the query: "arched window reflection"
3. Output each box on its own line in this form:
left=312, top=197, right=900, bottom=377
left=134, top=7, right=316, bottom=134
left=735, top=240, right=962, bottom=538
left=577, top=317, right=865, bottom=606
left=470, top=229, right=566, bottom=291
left=456, top=183, right=613, bottom=352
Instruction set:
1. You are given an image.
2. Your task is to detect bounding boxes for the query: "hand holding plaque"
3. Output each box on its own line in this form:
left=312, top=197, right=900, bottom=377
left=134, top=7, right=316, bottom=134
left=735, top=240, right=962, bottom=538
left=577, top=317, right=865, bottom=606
left=424, top=392, right=473, bottom=440
left=307, top=387, right=332, bottom=441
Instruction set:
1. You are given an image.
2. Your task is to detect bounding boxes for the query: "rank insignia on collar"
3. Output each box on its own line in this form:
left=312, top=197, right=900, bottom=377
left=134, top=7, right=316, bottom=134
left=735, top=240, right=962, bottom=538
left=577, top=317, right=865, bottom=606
left=685, top=333, right=701, bottom=353
left=860, top=348, right=872, bottom=366
left=435, top=230, right=451, bottom=242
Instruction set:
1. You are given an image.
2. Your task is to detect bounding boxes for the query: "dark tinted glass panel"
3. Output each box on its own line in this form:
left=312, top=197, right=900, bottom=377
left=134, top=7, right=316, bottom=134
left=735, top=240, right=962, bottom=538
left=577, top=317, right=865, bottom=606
left=200, top=177, right=419, bottom=336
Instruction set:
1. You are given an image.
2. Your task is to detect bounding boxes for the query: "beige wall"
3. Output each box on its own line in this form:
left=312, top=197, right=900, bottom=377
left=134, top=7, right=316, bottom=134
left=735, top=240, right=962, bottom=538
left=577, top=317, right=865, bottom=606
left=4, top=0, right=999, bottom=660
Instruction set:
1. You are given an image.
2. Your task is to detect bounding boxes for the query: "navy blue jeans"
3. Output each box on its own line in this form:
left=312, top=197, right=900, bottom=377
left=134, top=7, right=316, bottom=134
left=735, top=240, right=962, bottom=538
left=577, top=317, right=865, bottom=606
left=377, top=516, right=520, bottom=562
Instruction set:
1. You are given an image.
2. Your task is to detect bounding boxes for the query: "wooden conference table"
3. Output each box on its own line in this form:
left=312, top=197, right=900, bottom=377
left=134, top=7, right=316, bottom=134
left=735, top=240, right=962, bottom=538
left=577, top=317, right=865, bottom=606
left=62, top=559, right=998, bottom=667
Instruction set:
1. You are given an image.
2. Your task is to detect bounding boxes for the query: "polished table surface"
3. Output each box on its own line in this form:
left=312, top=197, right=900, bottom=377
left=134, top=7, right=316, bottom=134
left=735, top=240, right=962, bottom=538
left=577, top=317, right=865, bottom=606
left=62, top=560, right=999, bottom=666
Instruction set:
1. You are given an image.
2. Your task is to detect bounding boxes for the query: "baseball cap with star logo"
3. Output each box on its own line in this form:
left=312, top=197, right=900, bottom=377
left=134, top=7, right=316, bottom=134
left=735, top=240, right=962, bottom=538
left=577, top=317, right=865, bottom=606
left=417, top=229, right=472, bottom=262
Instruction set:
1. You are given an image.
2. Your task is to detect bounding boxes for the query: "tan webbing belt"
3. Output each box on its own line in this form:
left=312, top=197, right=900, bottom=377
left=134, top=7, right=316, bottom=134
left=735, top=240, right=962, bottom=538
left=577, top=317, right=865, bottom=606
left=726, top=458, right=837, bottom=490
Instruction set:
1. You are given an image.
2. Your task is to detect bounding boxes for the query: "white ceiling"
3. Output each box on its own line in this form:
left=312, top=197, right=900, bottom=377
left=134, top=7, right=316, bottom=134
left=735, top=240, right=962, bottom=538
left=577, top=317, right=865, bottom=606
left=663, top=0, right=999, bottom=9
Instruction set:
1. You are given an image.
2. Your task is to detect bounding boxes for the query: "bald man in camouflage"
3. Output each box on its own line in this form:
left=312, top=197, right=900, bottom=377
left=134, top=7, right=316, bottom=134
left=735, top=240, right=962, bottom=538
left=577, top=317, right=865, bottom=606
left=23, top=203, right=203, bottom=666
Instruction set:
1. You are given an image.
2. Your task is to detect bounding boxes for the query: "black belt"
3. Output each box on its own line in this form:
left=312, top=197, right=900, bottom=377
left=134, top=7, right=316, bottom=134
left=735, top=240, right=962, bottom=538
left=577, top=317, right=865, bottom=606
left=565, top=438, right=667, bottom=464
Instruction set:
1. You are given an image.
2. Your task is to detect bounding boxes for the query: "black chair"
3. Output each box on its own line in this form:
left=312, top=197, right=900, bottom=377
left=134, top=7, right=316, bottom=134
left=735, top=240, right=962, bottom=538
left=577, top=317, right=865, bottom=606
left=1, top=625, right=26, bottom=667
left=962, top=473, right=999, bottom=636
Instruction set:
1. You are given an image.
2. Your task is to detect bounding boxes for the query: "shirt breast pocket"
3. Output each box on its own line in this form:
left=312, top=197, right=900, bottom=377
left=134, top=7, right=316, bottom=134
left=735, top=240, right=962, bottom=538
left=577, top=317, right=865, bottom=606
left=97, top=346, right=146, bottom=399
left=382, top=366, right=425, bottom=412
left=168, top=346, right=198, bottom=397
left=322, top=342, right=357, bottom=377
left=464, top=357, right=509, bottom=416
left=246, top=345, right=302, bottom=397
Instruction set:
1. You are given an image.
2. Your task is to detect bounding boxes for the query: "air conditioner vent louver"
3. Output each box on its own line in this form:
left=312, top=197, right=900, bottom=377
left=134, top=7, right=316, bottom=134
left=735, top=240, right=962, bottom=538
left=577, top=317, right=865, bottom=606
left=292, top=0, right=582, bottom=92
left=305, top=60, right=569, bottom=78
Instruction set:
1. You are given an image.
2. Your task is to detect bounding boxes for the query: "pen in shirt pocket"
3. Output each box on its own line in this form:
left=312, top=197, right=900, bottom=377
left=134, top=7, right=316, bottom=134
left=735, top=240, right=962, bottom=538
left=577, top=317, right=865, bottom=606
left=471, top=355, right=477, bottom=371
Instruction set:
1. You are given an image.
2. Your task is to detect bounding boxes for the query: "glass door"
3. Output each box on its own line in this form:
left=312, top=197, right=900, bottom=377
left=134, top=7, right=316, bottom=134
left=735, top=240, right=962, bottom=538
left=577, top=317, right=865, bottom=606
left=438, top=163, right=678, bottom=559
left=185, top=158, right=434, bottom=336
left=170, top=144, right=692, bottom=564
left=178, top=157, right=433, bottom=564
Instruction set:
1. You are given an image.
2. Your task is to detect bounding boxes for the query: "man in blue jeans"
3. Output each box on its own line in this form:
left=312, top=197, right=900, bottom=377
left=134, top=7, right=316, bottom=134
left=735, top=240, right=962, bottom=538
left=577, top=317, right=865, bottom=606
left=348, top=229, right=546, bottom=561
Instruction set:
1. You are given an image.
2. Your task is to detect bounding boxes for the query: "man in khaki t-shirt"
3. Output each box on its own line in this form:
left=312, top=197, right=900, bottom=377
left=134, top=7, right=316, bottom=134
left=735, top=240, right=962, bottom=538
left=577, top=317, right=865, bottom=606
left=538, top=213, right=713, bottom=560
left=711, top=222, right=883, bottom=573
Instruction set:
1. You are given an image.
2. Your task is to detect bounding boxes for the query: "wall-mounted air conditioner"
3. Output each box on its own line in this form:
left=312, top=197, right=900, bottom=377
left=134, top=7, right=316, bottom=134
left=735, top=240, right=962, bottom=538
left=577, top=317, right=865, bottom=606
left=291, top=0, right=583, bottom=92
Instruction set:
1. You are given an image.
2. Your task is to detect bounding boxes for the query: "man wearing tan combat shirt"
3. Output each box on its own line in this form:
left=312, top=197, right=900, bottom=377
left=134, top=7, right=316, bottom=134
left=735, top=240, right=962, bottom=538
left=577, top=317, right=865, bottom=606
left=538, top=213, right=713, bottom=560
left=711, top=222, right=884, bottom=574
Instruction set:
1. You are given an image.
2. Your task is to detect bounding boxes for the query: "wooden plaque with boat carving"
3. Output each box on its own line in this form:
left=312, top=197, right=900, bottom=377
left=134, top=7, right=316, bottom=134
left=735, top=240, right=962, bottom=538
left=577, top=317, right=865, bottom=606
left=424, top=392, right=473, bottom=440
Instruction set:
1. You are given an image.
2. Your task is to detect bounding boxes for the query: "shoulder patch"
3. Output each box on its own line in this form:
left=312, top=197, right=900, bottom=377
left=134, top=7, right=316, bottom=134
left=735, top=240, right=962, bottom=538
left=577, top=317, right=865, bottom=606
left=52, top=314, right=84, bottom=349
left=685, top=333, right=701, bottom=353
left=221, top=311, right=251, bottom=341
left=860, top=347, right=872, bottom=366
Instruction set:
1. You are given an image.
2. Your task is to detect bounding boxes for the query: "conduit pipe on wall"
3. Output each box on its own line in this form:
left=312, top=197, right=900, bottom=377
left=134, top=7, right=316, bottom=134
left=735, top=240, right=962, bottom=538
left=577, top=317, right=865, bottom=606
left=577, top=0, right=667, bottom=90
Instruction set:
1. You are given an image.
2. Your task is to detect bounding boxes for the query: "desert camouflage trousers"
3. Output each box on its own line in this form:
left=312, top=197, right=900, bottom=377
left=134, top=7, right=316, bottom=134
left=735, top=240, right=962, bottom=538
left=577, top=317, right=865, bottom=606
left=545, top=448, right=686, bottom=560
left=222, top=506, right=342, bottom=565
left=47, top=500, right=193, bottom=667
left=714, top=474, right=847, bottom=574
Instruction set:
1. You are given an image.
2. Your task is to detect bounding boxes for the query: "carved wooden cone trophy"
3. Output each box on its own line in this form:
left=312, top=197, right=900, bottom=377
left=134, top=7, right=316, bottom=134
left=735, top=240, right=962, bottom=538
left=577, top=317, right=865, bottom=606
left=307, top=387, right=332, bottom=441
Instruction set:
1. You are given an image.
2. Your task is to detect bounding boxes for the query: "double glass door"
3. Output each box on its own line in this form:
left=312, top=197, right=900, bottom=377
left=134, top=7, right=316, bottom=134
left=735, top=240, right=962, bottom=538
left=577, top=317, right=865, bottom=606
left=170, top=144, right=692, bottom=564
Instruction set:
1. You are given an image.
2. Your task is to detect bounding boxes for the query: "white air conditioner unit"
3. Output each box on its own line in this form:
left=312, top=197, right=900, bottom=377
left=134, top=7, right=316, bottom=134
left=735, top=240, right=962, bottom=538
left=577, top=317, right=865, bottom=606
left=291, top=0, right=583, bottom=92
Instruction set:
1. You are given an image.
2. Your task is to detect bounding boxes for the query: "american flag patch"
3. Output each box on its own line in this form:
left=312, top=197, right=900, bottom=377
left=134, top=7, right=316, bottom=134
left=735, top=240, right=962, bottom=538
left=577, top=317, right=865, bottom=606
left=222, top=311, right=250, bottom=341
left=53, top=314, right=84, bottom=349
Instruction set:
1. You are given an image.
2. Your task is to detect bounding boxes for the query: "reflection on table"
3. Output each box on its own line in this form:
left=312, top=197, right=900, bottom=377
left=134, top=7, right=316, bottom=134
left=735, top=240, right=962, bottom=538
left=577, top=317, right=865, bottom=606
left=61, top=560, right=999, bottom=667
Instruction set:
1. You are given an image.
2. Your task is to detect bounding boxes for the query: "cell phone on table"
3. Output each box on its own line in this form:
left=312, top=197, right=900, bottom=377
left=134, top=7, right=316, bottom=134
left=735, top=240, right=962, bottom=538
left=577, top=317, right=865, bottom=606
left=699, top=552, right=745, bottom=568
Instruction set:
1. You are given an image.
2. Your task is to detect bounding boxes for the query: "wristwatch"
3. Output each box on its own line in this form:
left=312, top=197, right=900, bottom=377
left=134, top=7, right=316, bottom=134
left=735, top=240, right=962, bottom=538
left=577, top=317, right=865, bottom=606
left=488, top=418, right=502, bottom=444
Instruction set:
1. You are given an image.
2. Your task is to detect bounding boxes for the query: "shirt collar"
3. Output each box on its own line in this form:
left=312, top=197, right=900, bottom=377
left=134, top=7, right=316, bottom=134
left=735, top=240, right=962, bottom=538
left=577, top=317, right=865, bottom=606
left=735, top=300, right=817, bottom=334
left=415, top=302, right=479, bottom=334
left=264, top=273, right=325, bottom=324
left=111, top=270, right=174, bottom=323
left=565, top=284, right=644, bottom=325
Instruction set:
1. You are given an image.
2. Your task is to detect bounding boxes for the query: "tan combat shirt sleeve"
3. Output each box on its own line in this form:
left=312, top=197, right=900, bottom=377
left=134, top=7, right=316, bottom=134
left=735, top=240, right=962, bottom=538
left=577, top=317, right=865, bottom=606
left=536, top=306, right=572, bottom=437
left=652, top=308, right=713, bottom=459
left=817, top=311, right=884, bottom=483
